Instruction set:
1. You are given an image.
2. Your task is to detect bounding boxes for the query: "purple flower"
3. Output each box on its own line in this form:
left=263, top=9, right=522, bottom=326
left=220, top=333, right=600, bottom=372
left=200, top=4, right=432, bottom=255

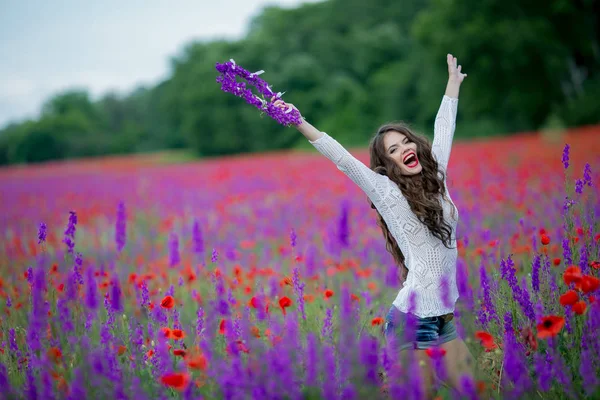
left=196, top=307, right=204, bottom=337
left=562, top=237, right=573, bottom=265
left=192, top=219, right=204, bottom=255
left=169, top=232, right=180, bottom=267
left=111, top=276, right=122, bottom=312
left=211, top=248, right=218, bottom=263
left=292, top=267, right=306, bottom=320
left=535, top=352, right=552, bottom=391
left=575, top=178, right=584, bottom=194
left=322, top=307, right=334, bottom=342
left=6, top=296, right=11, bottom=308
left=290, top=228, right=297, bottom=248
left=37, top=222, right=47, bottom=244
left=338, top=201, right=350, bottom=248
left=215, top=60, right=303, bottom=127
left=562, top=143, right=570, bottom=169
left=583, top=163, right=592, bottom=186
left=531, top=254, right=541, bottom=292
left=115, top=201, right=126, bottom=252
left=63, top=211, right=77, bottom=254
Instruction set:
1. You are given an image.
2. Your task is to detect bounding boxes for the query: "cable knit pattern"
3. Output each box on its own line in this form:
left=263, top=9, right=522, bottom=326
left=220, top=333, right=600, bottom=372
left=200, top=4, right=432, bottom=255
left=309, top=95, right=460, bottom=317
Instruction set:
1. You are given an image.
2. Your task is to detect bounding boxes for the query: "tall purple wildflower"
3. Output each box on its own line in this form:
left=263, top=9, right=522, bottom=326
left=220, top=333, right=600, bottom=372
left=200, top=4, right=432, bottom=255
left=196, top=306, right=204, bottom=337
left=562, top=237, right=573, bottom=265
left=290, top=228, right=297, bottom=248
left=583, top=163, right=592, bottom=186
left=169, top=233, right=180, bottom=267
left=562, top=143, right=570, bottom=169
left=338, top=201, right=350, bottom=248
left=292, top=267, right=306, bottom=320
left=115, top=201, right=126, bottom=252
left=63, top=211, right=77, bottom=254
left=111, top=276, right=122, bottom=313
left=531, top=254, right=541, bottom=292
left=37, top=222, right=47, bottom=244
left=322, top=307, right=334, bottom=342
left=192, top=219, right=204, bottom=255
left=211, top=248, right=218, bottom=263
left=534, top=352, right=552, bottom=391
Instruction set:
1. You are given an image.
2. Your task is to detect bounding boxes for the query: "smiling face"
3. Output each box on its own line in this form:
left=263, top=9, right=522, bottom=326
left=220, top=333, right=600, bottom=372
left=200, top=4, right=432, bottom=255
left=383, top=130, right=423, bottom=176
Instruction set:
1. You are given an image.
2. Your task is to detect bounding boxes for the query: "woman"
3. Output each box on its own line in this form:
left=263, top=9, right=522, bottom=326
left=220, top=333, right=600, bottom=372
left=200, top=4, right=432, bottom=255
left=273, top=54, right=474, bottom=397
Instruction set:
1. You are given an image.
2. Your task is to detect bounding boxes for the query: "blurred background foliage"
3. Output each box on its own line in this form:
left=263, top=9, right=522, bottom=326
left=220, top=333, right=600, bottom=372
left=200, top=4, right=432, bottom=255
left=1, top=0, right=598, bottom=165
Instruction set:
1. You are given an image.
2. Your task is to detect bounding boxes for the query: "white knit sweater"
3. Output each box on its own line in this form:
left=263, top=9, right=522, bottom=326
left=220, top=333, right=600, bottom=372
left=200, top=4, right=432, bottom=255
left=309, top=95, right=460, bottom=318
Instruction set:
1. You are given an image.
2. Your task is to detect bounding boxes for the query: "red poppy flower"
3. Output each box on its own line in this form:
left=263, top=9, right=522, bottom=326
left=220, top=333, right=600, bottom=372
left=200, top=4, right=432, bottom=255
left=46, top=347, right=62, bottom=364
left=536, top=316, right=565, bottom=339
left=173, top=349, right=187, bottom=358
left=475, top=331, right=497, bottom=351
left=160, top=295, right=175, bottom=309
left=563, top=266, right=582, bottom=286
left=279, top=296, right=292, bottom=315
left=553, top=258, right=561, bottom=267
left=573, top=301, right=587, bottom=315
left=580, top=275, right=600, bottom=294
left=540, top=235, right=550, bottom=245
left=559, top=290, right=579, bottom=306
left=171, top=329, right=185, bottom=340
left=519, top=326, right=538, bottom=352
left=146, top=349, right=154, bottom=358
left=249, top=296, right=261, bottom=309
left=425, top=347, right=447, bottom=359
left=219, top=319, right=227, bottom=335
left=324, top=289, right=334, bottom=299
left=161, top=327, right=173, bottom=339
left=590, top=261, right=600, bottom=270
left=250, top=326, right=261, bottom=338
left=187, top=354, right=208, bottom=370
left=371, top=317, right=384, bottom=326
left=117, top=345, right=127, bottom=356
left=160, top=372, right=190, bottom=392
left=351, top=293, right=361, bottom=302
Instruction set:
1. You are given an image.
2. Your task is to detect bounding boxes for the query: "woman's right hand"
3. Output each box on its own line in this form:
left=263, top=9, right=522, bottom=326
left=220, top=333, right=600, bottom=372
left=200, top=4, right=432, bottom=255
left=270, top=96, right=300, bottom=115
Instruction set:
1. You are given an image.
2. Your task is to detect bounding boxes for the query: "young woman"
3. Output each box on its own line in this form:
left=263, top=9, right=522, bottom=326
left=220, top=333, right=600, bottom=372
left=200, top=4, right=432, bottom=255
left=273, top=54, right=474, bottom=397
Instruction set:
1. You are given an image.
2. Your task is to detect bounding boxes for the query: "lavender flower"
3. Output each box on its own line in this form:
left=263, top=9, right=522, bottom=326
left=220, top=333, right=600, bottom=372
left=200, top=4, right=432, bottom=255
left=111, top=277, right=122, bottom=313
left=562, top=143, right=570, bottom=169
left=583, top=163, right=592, bottom=186
left=322, top=307, right=334, bottom=342
left=215, top=60, right=303, bottom=126
left=290, top=228, right=297, bottom=248
left=292, top=267, right=306, bottom=320
left=196, top=307, right=205, bottom=337
left=211, top=248, right=218, bottom=263
left=37, top=222, right=47, bottom=244
left=575, top=178, right=584, bottom=194
left=562, top=237, right=573, bottom=265
left=63, top=211, right=77, bottom=254
left=115, top=201, right=126, bottom=252
left=169, top=232, right=180, bottom=267
left=338, top=201, right=350, bottom=248
left=531, top=254, right=541, bottom=292
left=192, top=219, right=204, bottom=255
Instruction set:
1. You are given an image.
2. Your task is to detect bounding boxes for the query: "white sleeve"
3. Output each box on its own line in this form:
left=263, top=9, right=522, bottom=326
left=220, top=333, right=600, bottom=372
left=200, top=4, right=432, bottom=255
left=309, top=132, right=394, bottom=205
left=432, top=95, right=458, bottom=173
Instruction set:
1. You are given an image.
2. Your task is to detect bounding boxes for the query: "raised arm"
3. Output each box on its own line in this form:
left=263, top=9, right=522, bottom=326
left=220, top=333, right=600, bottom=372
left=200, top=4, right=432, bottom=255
left=275, top=106, right=393, bottom=206
left=432, top=53, right=467, bottom=173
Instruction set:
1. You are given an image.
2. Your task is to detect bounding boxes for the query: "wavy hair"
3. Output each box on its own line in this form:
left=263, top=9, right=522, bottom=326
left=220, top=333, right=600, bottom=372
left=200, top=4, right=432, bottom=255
left=368, top=122, right=456, bottom=280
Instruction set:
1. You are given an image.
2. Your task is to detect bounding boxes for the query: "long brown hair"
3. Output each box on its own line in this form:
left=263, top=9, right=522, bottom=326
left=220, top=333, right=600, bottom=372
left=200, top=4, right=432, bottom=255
left=368, top=122, right=456, bottom=280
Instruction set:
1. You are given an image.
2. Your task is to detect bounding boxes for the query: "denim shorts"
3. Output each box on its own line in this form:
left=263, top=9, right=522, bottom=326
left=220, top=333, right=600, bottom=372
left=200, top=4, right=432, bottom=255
left=383, top=306, right=458, bottom=351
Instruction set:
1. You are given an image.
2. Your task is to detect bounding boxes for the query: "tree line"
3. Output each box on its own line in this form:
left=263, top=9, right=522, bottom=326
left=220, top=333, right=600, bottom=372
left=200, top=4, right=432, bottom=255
left=1, top=0, right=598, bottom=165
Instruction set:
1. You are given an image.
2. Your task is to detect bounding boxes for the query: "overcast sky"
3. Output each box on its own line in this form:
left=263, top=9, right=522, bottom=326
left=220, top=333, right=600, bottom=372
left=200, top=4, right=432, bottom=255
left=0, top=0, right=322, bottom=128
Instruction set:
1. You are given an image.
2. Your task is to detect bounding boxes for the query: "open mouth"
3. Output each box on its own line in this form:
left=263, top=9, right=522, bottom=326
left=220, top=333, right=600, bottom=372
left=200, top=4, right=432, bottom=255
left=403, top=152, right=419, bottom=168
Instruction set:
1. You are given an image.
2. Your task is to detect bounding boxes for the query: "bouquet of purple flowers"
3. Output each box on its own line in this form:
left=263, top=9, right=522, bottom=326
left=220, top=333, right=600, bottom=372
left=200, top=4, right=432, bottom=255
left=215, top=59, right=303, bottom=127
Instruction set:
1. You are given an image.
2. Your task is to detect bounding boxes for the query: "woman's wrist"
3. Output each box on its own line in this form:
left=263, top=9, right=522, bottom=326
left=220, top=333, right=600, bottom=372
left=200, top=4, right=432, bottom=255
left=445, top=78, right=461, bottom=99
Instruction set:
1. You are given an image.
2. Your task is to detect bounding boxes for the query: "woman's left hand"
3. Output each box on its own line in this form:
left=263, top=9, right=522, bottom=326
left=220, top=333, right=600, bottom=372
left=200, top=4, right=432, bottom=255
left=447, top=53, right=467, bottom=84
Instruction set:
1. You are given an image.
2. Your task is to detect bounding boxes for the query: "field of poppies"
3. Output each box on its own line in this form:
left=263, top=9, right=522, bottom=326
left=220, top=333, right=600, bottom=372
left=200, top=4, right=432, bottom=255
left=0, top=125, right=599, bottom=399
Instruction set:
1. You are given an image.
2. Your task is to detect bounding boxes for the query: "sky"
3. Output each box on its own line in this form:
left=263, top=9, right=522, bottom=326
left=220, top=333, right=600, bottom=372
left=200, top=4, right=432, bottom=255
left=0, top=0, right=323, bottom=128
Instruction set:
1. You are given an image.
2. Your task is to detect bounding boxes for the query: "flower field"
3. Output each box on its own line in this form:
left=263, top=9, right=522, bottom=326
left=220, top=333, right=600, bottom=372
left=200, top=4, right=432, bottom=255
left=0, top=125, right=599, bottom=399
